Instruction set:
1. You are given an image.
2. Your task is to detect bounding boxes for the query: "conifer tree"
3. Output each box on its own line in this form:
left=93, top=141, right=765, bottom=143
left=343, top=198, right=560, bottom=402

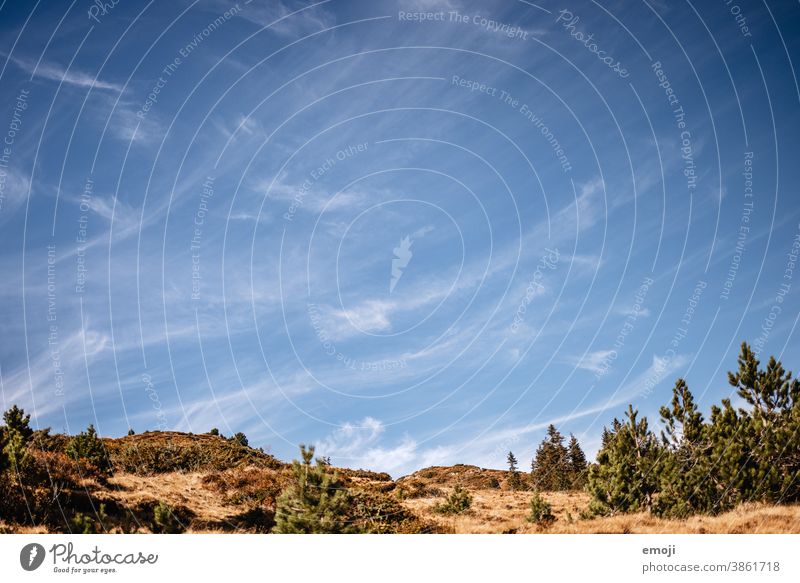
left=567, top=434, right=588, bottom=489
left=1, top=406, right=33, bottom=474
left=66, top=424, right=112, bottom=474
left=724, top=343, right=800, bottom=504
left=704, top=398, right=749, bottom=511
left=2, top=405, right=33, bottom=443
left=274, top=445, right=355, bottom=533
left=0, top=432, right=7, bottom=473
left=506, top=451, right=522, bottom=491
left=527, top=490, right=554, bottom=525
left=434, top=484, right=473, bottom=514
left=531, top=425, right=571, bottom=490
left=2, top=427, right=30, bottom=474
left=586, top=406, right=660, bottom=515
left=231, top=432, right=249, bottom=447
left=653, top=379, right=715, bottom=517
left=576, top=343, right=800, bottom=517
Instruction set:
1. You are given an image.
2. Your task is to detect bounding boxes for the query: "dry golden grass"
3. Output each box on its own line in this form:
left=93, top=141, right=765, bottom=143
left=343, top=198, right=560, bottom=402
left=3, top=436, right=798, bottom=534
left=108, top=471, right=235, bottom=525
left=544, top=503, right=800, bottom=534
left=404, top=489, right=585, bottom=533
left=0, top=521, right=50, bottom=534
left=404, top=488, right=800, bottom=534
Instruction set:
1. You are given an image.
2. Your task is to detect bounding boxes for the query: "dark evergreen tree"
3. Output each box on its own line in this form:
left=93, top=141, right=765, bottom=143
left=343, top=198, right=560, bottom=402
left=0, top=406, right=34, bottom=475
left=531, top=425, right=571, bottom=490
left=3, top=405, right=33, bottom=443
left=506, top=451, right=522, bottom=491
left=274, top=445, right=355, bottom=533
left=567, top=434, right=588, bottom=490
left=231, top=432, right=249, bottom=447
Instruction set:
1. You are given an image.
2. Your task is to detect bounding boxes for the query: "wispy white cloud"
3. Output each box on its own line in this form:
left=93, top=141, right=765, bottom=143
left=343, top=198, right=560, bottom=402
left=568, top=253, right=602, bottom=272
left=315, top=416, right=457, bottom=475
left=234, top=0, right=336, bottom=37
left=0, top=168, right=30, bottom=220
left=563, top=349, right=617, bottom=374
left=401, top=0, right=459, bottom=9
left=245, top=173, right=369, bottom=220
left=0, top=328, right=110, bottom=419
left=82, top=194, right=141, bottom=234
left=9, top=55, right=123, bottom=92
left=322, top=299, right=394, bottom=336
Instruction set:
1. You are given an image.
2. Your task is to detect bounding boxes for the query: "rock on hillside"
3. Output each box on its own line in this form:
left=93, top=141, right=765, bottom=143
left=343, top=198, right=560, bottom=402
left=398, top=464, right=518, bottom=494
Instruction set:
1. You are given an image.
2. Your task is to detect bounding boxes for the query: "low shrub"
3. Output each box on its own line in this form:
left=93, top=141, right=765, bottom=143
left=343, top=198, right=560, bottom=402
left=151, top=501, right=186, bottom=534
left=433, top=485, right=472, bottom=515
left=0, top=450, right=105, bottom=527
left=230, top=432, right=248, bottom=447
left=66, top=425, right=112, bottom=474
left=202, top=466, right=286, bottom=507
left=527, top=491, right=555, bottom=525
left=108, top=434, right=281, bottom=474
left=395, top=479, right=443, bottom=499
left=348, top=490, right=432, bottom=533
left=69, top=504, right=108, bottom=534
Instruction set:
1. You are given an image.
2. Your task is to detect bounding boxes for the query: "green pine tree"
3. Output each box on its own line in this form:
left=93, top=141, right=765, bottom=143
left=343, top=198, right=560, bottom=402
left=704, top=398, right=748, bottom=512
left=653, top=379, right=715, bottom=517
left=1, top=406, right=34, bottom=476
left=724, top=343, right=800, bottom=505
left=527, top=490, right=554, bottom=525
left=2, top=427, right=31, bottom=474
left=274, top=445, right=355, bottom=533
left=434, top=484, right=473, bottom=514
left=586, top=406, right=660, bottom=515
left=66, top=424, right=112, bottom=474
left=3, top=405, right=33, bottom=443
left=531, top=425, right=571, bottom=490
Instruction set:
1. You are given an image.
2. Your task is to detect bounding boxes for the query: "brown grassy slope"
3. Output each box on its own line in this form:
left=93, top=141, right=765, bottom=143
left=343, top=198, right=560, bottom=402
left=2, top=431, right=426, bottom=533
left=102, top=432, right=290, bottom=532
left=3, top=432, right=798, bottom=533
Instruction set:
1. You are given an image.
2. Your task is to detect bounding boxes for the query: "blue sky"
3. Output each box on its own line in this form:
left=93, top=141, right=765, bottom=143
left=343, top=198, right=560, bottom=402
left=1, top=0, right=799, bottom=475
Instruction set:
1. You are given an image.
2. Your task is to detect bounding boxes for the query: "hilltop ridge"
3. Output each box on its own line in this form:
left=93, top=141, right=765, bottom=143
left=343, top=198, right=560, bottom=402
left=1, top=427, right=798, bottom=534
